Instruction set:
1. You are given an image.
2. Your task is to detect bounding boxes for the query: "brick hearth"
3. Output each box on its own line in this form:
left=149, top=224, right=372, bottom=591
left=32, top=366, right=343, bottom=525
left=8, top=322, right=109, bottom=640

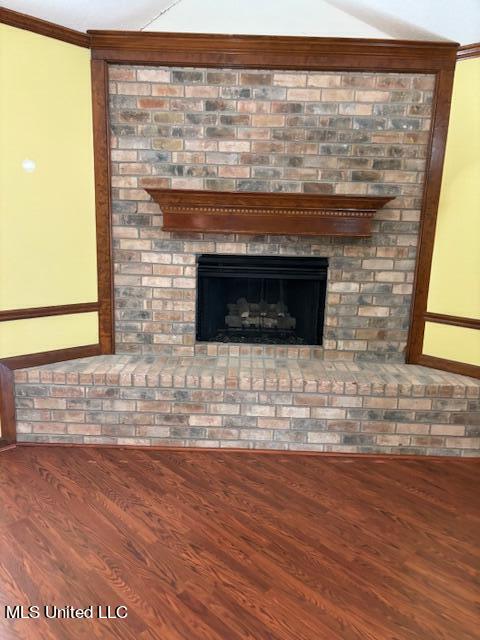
left=14, top=356, right=480, bottom=456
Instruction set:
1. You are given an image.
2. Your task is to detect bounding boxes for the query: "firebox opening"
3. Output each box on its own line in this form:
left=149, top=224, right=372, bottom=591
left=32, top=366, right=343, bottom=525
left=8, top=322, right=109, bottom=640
left=196, top=255, right=328, bottom=346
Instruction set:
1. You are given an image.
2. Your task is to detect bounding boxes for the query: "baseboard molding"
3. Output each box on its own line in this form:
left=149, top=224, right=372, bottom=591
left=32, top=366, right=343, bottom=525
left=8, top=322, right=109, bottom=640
left=0, top=343, right=101, bottom=370
left=16, top=442, right=480, bottom=461
left=0, top=441, right=16, bottom=452
left=417, top=354, right=480, bottom=379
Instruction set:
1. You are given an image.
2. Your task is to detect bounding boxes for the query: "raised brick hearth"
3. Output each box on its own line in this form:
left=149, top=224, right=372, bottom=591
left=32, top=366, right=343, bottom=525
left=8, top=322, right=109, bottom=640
left=14, top=356, right=480, bottom=456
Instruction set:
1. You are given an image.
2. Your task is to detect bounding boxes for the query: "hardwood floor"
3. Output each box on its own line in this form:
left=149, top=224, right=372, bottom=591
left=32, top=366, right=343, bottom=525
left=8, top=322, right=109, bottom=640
left=0, top=446, right=479, bottom=639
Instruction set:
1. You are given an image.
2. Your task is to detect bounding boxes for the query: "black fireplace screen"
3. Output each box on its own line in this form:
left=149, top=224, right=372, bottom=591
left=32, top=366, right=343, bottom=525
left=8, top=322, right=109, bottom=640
left=196, top=255, right=328, bottom=345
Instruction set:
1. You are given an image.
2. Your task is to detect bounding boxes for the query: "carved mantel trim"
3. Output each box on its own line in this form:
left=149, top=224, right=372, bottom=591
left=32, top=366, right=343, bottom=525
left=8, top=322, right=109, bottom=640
left=145, top=189, right=394, bottom=237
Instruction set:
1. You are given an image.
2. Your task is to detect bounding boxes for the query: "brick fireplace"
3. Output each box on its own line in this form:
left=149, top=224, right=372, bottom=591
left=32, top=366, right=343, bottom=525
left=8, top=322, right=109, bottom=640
left=110, top=65, right=434, bottom=362
left=12, top=59, right=480, bottom=456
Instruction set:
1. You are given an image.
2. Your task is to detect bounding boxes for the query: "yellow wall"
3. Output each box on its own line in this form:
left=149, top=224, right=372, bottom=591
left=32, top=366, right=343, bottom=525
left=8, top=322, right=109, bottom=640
left=0, top=24, right=98, bottom=358
left=423, top=56, right=480, bottom=365
left=423, top=323, right=480, bottom=367
left=0, top=314, right=99, bottom=358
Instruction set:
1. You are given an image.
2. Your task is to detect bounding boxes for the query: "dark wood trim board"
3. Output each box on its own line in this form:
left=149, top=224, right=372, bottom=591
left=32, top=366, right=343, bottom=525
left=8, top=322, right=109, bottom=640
left=457, top=42, right=480, bottom=60
left=417, top=354, right=480, bottom=380
left=91, top=58, right=115, bottom=355
left=0, top=364, right=16, bottom=443
left=88, top=31, right=456, bottom=72
left=0, top=302, right=99, bottom=323
left=0, top=344, right=101, bottom=371
left=424, top=312, right=480, bottom=331
left=0, top=6, right=90, bottom=48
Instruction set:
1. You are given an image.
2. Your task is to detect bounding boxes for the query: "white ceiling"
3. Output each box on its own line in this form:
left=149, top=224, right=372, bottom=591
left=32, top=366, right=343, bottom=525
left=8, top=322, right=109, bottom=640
left=4, top=0, right=480, bottom=44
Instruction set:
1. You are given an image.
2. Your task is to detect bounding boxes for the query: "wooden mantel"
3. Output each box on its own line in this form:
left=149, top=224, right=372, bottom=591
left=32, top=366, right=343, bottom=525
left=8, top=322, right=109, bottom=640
left=145, top=189, right=394, bottom=237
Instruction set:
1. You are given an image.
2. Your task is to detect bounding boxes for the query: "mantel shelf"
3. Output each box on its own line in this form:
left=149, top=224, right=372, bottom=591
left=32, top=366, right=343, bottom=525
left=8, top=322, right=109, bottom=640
left=145, top=188, right=394, bottom=238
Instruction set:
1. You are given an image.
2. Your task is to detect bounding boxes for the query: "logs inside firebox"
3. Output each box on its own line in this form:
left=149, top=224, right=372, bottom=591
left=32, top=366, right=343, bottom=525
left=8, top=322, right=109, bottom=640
left=225, top=297, right=296, bottom=331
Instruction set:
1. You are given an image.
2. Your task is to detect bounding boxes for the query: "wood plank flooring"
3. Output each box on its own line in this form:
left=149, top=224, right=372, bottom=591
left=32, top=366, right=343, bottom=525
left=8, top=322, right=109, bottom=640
left=0, top=446, right=479, bottom=640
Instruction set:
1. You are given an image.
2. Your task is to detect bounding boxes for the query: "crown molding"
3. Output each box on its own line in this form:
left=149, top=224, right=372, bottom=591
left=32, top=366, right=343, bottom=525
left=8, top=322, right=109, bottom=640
left=0, top=6, right=90, bottom=48
left=457, top=42, right=480, bottom=60
left=89, top=30, right=458, bottom=71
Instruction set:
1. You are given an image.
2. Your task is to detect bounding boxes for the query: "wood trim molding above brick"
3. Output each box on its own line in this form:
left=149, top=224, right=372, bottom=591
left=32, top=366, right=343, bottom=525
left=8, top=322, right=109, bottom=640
left=0, top=302, right=99, bottom=323
left=417, top=354, right=480, bottom=380
left=0, top=344, right=101, bottom=371
left=89, top=31, right=457, bottom=71
left=89, top=32, right=458, bottom=371
left=0, top=6, right=90, bottom=48
left=424, top=312, right=480, bottom=331
left=0, top=364, right=16, bottom=444
left=147, top=189, right=394, bottom=237
left=457, top=42, right=480, bottom=60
